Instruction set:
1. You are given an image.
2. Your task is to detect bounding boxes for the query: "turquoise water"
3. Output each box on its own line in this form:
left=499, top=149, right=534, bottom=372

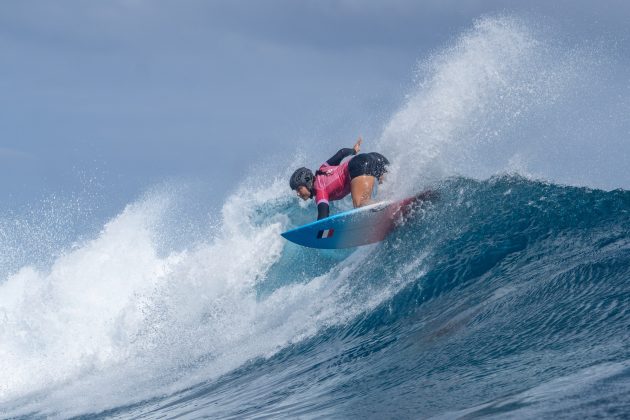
left=5, top=176, right=627, bottom=418
left=1, top=15, right=629, bottom=419
left=93, top=177, right=630, bottom=418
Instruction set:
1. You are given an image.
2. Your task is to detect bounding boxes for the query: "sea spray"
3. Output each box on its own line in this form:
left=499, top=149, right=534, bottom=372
left=377, top=16, right=617, bottom=197
left=1, top=14, right=629, bottom=418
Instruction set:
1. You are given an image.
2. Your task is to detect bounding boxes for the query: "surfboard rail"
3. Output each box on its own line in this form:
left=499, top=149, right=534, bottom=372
left=281, top=190, right=435, bottom=249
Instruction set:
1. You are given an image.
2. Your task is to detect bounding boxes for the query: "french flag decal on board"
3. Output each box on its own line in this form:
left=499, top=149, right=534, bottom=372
left=317, top=228, right=334, bottom=239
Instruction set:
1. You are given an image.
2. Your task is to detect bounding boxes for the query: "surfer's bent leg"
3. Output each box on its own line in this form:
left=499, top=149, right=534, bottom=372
left=348, top=153, right=389, bottom=208
left=350, top=175, right=375, bottom=207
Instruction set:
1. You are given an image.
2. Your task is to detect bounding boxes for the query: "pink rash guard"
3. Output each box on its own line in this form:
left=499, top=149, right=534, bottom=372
left=314, top=160, right=352, bottom=206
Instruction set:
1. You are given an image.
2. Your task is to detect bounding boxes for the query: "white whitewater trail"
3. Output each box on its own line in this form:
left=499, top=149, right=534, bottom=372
left=1, top=14, right=624, bottom=418
left=0, top=177, right=423, bottom=417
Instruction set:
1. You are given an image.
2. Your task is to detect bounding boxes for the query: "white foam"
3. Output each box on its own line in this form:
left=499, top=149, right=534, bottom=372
left=0, top=174, right=426, bottom=417
left=0, top=193, right=174, bottom=401
left=3, top=14, right=624, bottom=417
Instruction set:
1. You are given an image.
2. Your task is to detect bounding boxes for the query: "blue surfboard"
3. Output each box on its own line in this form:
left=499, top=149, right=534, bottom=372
left=281, top=192, right=433, bottom=249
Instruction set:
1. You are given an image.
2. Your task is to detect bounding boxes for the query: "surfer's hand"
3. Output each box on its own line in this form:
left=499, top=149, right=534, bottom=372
left=354, top=137, right=362, bottom=154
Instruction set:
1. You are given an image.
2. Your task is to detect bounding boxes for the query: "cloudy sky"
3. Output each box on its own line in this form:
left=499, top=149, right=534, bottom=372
left=1, top=0, right=629, bottom=211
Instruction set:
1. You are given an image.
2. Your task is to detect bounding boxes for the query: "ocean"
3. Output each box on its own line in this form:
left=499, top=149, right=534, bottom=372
left=1, top=16, right=629, bottom=419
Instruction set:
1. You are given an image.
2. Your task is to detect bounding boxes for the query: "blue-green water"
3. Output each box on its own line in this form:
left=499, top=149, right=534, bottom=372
left=138, top=177, right=629, bottom=419
left=1, top=13, right=629, bottom=418
left=4, top=176, right=626, bottom=419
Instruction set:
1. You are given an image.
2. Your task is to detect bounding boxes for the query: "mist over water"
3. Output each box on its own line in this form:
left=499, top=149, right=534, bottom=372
left=379, top=16, right=629, bottom=196
left=1, top=15, right=629, bottom=419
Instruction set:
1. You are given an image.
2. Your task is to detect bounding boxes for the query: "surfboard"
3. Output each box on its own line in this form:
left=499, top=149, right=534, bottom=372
left=281, top=191, right=435, bottom=249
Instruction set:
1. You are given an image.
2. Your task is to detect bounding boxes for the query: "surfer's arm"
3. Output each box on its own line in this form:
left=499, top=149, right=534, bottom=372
left=325, top=138, right=362, bottom=166
left=326, top=148, right=356, bottom=166
left=317, top=202, right=330, bottom=220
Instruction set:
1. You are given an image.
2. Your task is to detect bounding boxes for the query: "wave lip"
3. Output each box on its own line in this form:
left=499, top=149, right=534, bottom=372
left=2, top=11, right=630, bottom=418
left=94, top=176, right=630, bottom=419
left=205, top=177, right=630, bottom=419
left=4, top=176, right=626, bottom=419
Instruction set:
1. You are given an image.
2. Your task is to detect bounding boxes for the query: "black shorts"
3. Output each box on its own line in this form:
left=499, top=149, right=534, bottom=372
left=348, top=152, right=389, bottom=179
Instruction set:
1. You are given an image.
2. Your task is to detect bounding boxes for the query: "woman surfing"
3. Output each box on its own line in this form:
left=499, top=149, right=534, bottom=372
left=289, top=138, right=390, bottom=220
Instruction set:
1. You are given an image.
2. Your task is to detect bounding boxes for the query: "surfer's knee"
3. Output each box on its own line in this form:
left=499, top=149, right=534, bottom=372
left=355, top=194, right=372, bottom=208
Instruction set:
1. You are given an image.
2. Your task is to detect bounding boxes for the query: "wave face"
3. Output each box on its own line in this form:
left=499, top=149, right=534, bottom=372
left=1, top=16, right=630, bottom=419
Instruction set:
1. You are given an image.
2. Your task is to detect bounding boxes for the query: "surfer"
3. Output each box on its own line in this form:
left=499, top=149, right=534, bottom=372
left=289, top=137, right=390, bottom=220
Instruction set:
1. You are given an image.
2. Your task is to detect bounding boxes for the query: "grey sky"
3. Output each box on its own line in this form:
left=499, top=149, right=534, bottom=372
left=1, top=1, right=629, bottom=212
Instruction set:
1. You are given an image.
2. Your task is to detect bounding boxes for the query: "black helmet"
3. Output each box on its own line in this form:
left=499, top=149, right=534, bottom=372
left=289, top=167, right=314, bottom=190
